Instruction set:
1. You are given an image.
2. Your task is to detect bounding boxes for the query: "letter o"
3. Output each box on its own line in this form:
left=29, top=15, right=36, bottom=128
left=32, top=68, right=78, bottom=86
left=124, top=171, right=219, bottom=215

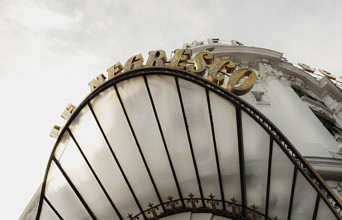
left=228, top=68, right=257, bottom=96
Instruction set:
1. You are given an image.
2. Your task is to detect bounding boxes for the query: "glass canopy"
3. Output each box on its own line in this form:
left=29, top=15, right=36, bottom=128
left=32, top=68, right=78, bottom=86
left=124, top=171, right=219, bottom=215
left=36, top=68, right=341, bottom=220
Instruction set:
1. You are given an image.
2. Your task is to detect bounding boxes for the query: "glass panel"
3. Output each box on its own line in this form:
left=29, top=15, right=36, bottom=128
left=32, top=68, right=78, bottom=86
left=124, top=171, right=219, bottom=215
left=56, top=131, right=119, bottom=220
left=54, top=131, right=69, bottom=161
left=242, top=111, right=269, bottom=213
left=70, top=96, right=140, bottom=216
left=90, top=86, right=159, bottom=211
left=209, top=91, right=241, bottom=203
left=116, top=76, right=179, bottom=202
left=39, top=201, right=60, bottom=220
left=160, top=212, right=191, bottom=220
left=211, top=215, right=228, bottom=220
left=178, top=78, right=221, bottom=200
left=316, top=199, right=337, bottom=220
left=190, top=213, right=213, bottom=220
left=44, top=161, right=91, bottom=219
left=268, top=141, right=294, bottom=220
left=291, top=171, right=316, bottom=219
left=147, top=75, right=199, bottom=205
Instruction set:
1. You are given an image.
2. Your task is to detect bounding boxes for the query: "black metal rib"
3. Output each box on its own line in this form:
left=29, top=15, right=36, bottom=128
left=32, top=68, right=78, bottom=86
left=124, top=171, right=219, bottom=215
left=43, top=196, right=63, bottom=219
left=36, top=68, right=342, bottom=220
left=114, top=84, right=165, bottom=212
left=143, top=76, right=185, bottom=208
left=66, top=127, right=123, bottom=219
left=265, top=137, right=274, bottom=219
left=52, top=157, right=96, bottom=219
left=206, top=89, right=225, bottom=210
left=288, top=168, right=297, bottom=220
left=175, top=77, right=205, bottom=208
left=236, top=106, right=247, bottom=217
left=88, top=103, right=147, bottom=219
left=312, top=193, right=320, bottom=220
left=36, top=187, right=45, bottom=219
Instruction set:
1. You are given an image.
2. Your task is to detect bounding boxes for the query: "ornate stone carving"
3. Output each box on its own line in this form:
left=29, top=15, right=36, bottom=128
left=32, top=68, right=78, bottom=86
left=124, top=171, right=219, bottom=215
left=257, top=63, right=283, bottom=84
left=250, top=82, right=270, bottom=106
left=291, top=76, right=307, bottom=89
left=322, top=94, right=342, bottom=121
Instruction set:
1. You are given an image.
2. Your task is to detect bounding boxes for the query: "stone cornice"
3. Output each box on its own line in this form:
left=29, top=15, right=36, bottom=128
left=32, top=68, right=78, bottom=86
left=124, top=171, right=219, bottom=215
left=191, top=44, right=283, bottom=65
left=190, top=43, right=342, bottom=104
left=273, top=61, right=342, bottom=102
left=305, top=156, right=342, bottom=181
left=189, top=43, right=342, bottom=121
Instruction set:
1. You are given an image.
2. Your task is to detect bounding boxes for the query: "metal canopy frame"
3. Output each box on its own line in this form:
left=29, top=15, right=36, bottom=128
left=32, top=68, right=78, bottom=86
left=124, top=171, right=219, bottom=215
left=35, top=67, right=342, bottom=220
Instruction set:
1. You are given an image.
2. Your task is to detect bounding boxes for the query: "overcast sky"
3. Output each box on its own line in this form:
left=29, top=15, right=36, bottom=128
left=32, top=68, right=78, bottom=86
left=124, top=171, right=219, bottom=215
left=1, top=0, right=342, bottom=219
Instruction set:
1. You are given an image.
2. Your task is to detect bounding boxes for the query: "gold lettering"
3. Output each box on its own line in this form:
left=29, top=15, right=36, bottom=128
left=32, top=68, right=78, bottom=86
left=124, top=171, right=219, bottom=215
left=88, top=74, right=107, bottom=92
left=319, top=69, right=336, bottom=80
left=49, top=125, right=62, bottom=138
left=124, top=54, right=144, bottom=72
left=107, top=62, right=124, bottom=79
left=208, top=59, right=236, bottom=85
left=228, top=68, right=257, bottom=95
left=61, top=104, right=76, bottom=120
left=170, top=49, right=192, bottom=69
left=298, top=63, right=315, bottom=73
left=146, top=50, right=167, bottom=67
left=187, top=52, right=213, bottom=76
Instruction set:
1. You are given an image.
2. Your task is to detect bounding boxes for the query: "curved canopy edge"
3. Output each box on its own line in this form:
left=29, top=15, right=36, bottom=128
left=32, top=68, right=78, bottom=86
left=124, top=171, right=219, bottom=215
left=36, top=67, right=342, bottom=220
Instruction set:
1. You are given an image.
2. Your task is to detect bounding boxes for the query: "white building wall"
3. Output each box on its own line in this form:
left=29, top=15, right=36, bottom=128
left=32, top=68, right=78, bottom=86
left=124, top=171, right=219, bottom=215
left=240, top=72, right=339, bottom=158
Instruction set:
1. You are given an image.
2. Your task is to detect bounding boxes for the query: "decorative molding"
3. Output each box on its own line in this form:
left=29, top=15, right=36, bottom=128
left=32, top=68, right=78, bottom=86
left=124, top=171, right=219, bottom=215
left=257, top=63, right=282, bottom=84
left=302, top=96, right=333, bottom=115
left=250, top=83, right=270, bottom=106
left=289, top=76, right=309, bottom=91
left=239, top=61, right=251, bottom=68
left=129, top=194, right=272, bottom=220
left=305, top=156, right=342, bottom=180
left=251, top=91, right=264, bottom=102
left=322, top=94, right=342, bottom=121
left=190, top=44, right=283, bottom=65
left=300, top=95, right=336, bottom=123
left=278, top=61, right=342, bottom=103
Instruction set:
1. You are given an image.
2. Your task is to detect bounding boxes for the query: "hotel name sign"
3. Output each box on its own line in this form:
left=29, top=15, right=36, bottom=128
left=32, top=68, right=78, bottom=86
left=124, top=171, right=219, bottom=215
left=89, top=49, right=257, bottom=96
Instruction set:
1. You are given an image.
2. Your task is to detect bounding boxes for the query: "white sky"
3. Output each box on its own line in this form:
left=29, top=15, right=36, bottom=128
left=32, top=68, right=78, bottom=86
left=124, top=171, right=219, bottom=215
left=0, top=0, right=342, bottom=219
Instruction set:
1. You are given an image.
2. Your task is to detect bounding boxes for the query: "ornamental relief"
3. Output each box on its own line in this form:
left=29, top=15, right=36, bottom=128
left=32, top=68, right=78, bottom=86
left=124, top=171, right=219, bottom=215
left=127, top=193, right=278, bottom=220
left=257, top=63, right=283, bottom=84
